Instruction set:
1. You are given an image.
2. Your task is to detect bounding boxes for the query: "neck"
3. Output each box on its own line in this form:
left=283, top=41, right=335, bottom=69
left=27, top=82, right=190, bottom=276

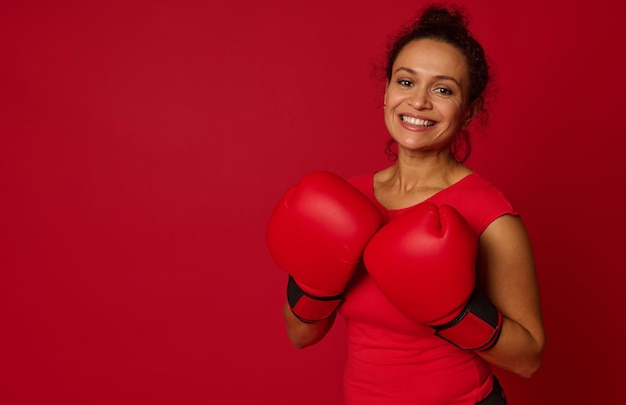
left=390, top=149, right=463, bottom=189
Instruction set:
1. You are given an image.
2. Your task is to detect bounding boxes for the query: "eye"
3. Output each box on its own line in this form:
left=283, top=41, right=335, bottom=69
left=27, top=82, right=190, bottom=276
left=397, top=79, right=413, bottom=88
left=434, top=87, right=453, bottom=95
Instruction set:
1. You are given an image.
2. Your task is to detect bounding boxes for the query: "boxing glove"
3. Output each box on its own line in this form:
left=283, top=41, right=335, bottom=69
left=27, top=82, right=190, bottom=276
left=267, top=171, right=384, bottom=323
left=363, top=202, right=502, bottom=351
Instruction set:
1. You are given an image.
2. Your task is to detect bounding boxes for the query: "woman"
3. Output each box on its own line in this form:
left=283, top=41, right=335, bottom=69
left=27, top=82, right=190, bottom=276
left=271, top=4, right=545, bottom=404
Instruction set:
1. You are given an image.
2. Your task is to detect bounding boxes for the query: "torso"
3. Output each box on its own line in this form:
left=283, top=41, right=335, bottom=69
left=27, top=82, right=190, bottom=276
left=339, top=169, right=518, bottom=404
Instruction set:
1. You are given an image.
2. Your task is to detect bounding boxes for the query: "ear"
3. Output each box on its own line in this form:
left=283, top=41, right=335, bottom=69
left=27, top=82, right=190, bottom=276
left=463, top=97, right=483, bottom=128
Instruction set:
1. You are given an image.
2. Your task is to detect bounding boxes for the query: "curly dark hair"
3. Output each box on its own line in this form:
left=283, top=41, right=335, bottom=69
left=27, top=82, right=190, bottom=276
left=383, top=4, right=491, bottom=162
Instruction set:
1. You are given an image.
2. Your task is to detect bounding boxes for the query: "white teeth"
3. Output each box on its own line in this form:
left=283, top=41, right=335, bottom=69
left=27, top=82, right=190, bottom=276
left=402, top=115, right=435, bottom=127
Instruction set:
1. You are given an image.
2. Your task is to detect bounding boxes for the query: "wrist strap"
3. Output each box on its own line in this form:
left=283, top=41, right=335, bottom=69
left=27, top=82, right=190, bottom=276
left=432, top=290, right=502, bottom=351
left=287, top=276, right=343, bottom=323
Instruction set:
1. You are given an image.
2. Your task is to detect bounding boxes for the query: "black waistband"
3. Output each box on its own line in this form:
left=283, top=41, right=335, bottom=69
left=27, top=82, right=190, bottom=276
left=476, top=376, right=507, bottom=405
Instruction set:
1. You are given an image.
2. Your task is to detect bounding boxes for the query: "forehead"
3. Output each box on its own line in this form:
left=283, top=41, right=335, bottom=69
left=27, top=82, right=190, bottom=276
left=393, top=39, right=469, bottom=81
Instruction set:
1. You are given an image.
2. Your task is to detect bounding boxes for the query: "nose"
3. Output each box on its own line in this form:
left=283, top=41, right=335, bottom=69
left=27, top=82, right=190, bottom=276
left=408, top=87, right=431, bottom=109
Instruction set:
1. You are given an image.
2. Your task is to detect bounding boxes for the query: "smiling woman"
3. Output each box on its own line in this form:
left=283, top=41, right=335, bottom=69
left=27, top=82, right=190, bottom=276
left=269, top=4, right=545, bottom=405
left=3, top=0, right=625, bottom=403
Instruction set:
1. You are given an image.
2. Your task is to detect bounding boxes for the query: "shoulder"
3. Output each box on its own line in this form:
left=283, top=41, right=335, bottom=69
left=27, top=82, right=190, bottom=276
left=347, top=172, right=375, bottom=195
left=468, top=174, right=515, bottom=208
left=432, top=173, right=518, bottom=235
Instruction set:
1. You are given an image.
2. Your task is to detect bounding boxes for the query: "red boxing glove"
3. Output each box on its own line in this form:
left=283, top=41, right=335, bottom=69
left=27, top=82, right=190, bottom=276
left=363, top=202, right=502, bottom=351
left=267, top=171, right=384, bottom=322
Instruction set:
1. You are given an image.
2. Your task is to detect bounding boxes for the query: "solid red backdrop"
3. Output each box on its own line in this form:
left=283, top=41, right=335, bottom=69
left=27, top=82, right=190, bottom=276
left=1, top=0, right=625, bottom=403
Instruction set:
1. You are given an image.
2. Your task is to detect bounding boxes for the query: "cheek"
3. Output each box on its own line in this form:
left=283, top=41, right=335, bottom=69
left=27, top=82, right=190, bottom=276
left=442, top=102, right=466, bottom=123
left=387, top=90, right=404, bottom=105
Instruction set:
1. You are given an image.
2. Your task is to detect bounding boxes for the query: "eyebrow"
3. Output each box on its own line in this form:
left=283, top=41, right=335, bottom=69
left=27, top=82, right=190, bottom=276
left=393, top=67, right=462, bottom=87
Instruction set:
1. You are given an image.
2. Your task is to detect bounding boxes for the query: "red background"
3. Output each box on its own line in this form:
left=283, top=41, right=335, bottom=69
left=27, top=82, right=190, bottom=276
left=2, top=0, right=625, bottom=403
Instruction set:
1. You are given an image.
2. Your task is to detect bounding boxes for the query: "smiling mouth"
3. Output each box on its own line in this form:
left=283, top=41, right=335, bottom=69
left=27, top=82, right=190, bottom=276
left=401, top=115, right=435, bottom=127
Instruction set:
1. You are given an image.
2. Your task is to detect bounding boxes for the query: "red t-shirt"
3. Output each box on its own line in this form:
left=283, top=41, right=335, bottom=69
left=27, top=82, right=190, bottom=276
left=339, top=172, right=517, bottom=405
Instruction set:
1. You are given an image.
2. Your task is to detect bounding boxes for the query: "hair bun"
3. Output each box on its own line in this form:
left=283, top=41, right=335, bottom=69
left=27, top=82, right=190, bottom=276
left=418, top=5, right=468, bottom=30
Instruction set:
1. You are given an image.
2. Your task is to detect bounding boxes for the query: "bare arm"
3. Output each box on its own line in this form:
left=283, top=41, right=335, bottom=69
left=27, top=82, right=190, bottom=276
left=475, top=214, right=546, bottom=378
left=283, top=302, right=336, bottom=349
